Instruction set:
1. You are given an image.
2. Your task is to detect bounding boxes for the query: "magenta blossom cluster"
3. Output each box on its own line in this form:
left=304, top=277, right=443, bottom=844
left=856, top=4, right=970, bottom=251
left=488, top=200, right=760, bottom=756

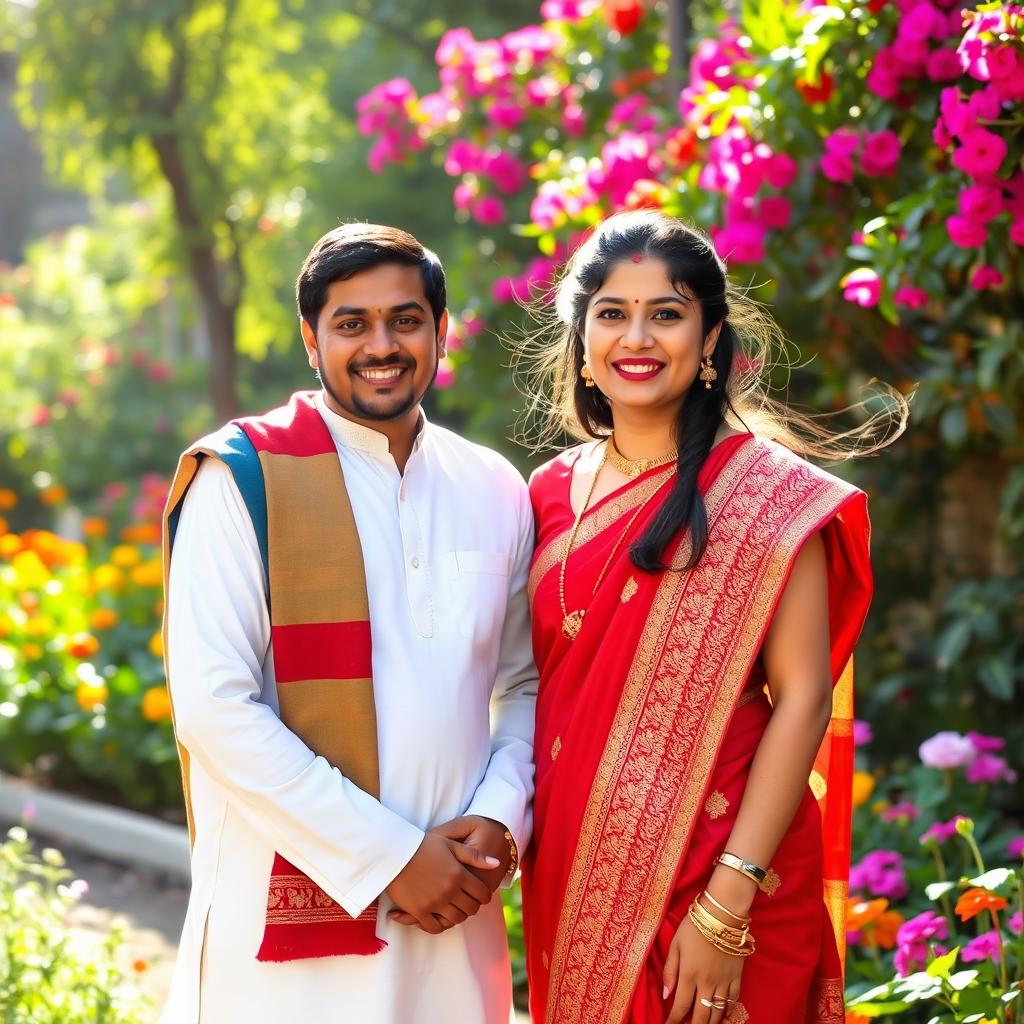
left=820, top=127, right=902, bottom=183
left=866, top=0, right=967, bottom=101
left=894, top=910, right=949, bottom=976
left=881, top=801, right=921, bottom=823
left=918, top=730, right=1018, bottom=783
left=492, top=255, right=560, bottom=305
left=447, top=141, right=529, bottom=226
left=919, top=814, right=969, bottom=845
left=850, top=849, right=909, bottom=900
left=961, top=929, right=1002, bottom=963
left=355, top=78, right=425, bottom=174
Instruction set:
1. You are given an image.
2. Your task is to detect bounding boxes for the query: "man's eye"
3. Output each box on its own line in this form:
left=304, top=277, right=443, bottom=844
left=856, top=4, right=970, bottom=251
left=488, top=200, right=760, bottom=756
left=338, top=320, right=362, bottom=330
left=393, top=317, right=419, bottom=327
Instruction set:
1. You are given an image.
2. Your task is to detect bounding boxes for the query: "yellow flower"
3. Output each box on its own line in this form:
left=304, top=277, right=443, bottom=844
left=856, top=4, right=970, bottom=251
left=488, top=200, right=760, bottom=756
left=852, top=771, right=876, bottom=808
left=111, top=545, right=141, bottom=567
left=89, top=608, right=119, bottom=630
left=130, top=559, right=163, bottom=588
left=82, top=516, right=109, bottom=539
left=141, top=685, right=172, bottom=723
left=39, top=484, right=68, bottom=506
left=75, top=681, right=108, bottom=712
left=24, top=615, right=56, bottom=637
left=22, top=642, right=43, bottom=660
left=93, top=564, right=125, bottom=590
left=0, top=488, right=18, bottom=511
left=12, top=550, right=50, bottom=588
left=148, top=631, right=164, bottom=658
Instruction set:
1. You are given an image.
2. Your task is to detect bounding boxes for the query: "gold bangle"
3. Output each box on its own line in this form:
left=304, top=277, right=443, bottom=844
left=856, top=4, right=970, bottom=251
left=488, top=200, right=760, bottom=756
left=689, top=899, right=749, bottom=941
left=701, top=889, right=751, bottom=926
left=715, top=851, right=771, bottom=892
left=687, top=901, right=755, bottom=957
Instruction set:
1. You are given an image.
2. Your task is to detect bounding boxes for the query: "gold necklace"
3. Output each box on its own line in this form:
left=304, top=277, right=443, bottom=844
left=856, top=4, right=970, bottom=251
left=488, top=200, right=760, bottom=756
left=606, top=435, right=678, bottom=479
left=559, top=443, right=675, bottom=641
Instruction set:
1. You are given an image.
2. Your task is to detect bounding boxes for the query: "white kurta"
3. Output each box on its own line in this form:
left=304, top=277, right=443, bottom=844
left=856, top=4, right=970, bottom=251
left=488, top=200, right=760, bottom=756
left=160, top=393, right=537, bottom=1024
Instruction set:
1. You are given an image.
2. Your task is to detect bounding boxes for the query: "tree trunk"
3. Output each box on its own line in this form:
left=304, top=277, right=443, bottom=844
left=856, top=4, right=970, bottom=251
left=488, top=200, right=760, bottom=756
left=150, top=132, right=242, bottom=423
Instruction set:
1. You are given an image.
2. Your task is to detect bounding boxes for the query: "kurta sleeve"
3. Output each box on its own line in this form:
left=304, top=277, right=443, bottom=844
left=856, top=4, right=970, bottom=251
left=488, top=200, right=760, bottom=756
left=167, top=458, right=424, bottom=917
left=464, top=476, right=538, bottom=874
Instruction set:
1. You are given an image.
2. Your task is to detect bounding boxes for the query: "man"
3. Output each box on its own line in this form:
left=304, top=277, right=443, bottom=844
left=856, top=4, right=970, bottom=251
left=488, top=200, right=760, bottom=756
left=159, top=223, right=537, bottom=1023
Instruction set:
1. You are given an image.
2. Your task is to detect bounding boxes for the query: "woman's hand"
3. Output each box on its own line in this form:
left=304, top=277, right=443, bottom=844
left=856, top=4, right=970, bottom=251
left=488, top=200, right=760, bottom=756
left=663, top=914, right=743, bottom=1024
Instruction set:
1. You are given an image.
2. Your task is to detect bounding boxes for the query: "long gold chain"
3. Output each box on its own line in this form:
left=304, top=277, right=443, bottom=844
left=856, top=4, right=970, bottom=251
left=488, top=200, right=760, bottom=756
left=558, top=442, right=675, bottom=642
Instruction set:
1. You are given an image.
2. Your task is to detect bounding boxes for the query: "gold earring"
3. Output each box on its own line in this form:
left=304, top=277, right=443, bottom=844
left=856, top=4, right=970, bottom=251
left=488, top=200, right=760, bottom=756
left=699, top=356, right=718, bottom=390
left=580, top=364, right=596, bottom=388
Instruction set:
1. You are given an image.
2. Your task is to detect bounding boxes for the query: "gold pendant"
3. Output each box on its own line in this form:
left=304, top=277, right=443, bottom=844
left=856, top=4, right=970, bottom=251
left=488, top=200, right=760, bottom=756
left=562, top=609, right=585, bottom=640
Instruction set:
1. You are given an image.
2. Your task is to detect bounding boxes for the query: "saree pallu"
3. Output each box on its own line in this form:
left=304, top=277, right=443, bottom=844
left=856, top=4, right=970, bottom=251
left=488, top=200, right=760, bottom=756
left=522, top=434, right=872, bottom=1024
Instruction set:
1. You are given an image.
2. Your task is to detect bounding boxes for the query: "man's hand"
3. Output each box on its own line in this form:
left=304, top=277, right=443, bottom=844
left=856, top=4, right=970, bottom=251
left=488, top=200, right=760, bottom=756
left=387, top=816, right=512, bottom=929
left=383, top=831, right=498, bottom=935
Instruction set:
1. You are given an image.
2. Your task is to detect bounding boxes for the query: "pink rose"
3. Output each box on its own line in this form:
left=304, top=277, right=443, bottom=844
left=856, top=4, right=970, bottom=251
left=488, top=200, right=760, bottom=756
left=952, top=127, right=1008, bottom=178
left=894, top=286, right=930, bottom=308
left=919, top=730, right=975, bottom=768
left=842, top=268, right=881, bottom=307
left=860, top=130, right=901, bottom=177
left=824, top=127, right=861, bottom=156
left=969, top=265, right=1004, bottom=290
left=945, top=214, right=988, bottom=248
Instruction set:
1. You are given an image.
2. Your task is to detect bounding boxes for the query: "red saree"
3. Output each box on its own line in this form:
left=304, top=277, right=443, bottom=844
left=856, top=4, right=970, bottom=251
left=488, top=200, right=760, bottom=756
left=522, top=434, right=871, bottom=1024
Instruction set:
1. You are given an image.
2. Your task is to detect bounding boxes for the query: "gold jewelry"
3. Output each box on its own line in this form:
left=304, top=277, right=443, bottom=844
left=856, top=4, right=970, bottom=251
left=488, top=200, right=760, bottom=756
left=715, top=851, right=772, bottom=893
left=502, top=828, right=519, bottom=883
left=699, top=356, right=718, bottom=389
left=688, top=899, right=756, bottom=957
left=606, top=435, right=678, bottom=480
left=580, top=364, right=596, bottom=388
left=701, top=889, right=750, bottom=926
left=700, top=997, right=729, bottom=1010
left=558, top=443, right=674, bottom=641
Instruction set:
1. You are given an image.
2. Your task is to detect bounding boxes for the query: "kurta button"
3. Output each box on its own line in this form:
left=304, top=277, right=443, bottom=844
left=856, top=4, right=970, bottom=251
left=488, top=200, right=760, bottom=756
left=410, top=556, right=420, bottom=568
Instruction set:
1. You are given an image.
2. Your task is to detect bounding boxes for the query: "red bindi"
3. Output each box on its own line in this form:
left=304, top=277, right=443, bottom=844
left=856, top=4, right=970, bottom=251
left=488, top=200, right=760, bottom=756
left=631, top=254, right=643, bottom=263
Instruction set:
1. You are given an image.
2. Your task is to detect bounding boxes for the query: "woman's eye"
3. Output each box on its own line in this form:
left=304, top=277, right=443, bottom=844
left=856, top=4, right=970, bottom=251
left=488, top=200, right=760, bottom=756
left=653, top=309, right=682, bottom=320
left=596, top=308, right=625, bottom=319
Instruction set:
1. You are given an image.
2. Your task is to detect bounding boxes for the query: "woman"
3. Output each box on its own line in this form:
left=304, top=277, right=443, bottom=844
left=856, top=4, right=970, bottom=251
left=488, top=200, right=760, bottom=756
left=520, top=211, right=901, bottom=1024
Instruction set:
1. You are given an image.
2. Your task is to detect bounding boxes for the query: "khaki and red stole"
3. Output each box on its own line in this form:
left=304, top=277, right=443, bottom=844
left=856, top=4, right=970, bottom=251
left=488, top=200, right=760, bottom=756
left=162, top=391, right=385, bottom=960
left=523, top=438, right=871, bottom=1024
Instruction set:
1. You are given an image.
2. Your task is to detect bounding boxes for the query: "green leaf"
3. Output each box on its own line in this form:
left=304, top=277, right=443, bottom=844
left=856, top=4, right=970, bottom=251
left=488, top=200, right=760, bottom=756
left=926, top=946, right=959, bottom=979
left=935, top=618, right=971, bottom=669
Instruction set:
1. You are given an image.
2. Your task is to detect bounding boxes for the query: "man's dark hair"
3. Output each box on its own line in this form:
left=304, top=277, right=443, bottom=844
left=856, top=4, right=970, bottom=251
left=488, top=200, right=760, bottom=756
left=296, top=223, right=447, bottom=334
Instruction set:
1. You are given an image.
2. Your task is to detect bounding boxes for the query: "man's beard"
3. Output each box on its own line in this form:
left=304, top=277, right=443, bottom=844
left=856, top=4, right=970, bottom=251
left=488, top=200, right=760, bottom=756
left=316, top=343, right=439, bottom=423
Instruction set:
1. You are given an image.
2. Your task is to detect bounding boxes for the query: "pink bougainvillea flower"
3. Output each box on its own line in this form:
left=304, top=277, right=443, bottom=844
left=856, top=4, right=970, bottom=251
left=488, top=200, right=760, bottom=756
left=764, top=152, right=799, bottom=189
left=966, top=751, right=1017, bottom=783
left=952, top=127, right=1008, bottom=178
left=712, top=222, right=766, bottom=265
left=842, top=268, right=881, bottom=307
left=927, top=48, right=963, bottom=81
left=959, top=185, right=1003, bottom=223
left=480, top=148, right=527, bottom=194
left=486, top=101, right=525, bottom=132
left=894, top=286, right=930, bottom=308
left=434, top=358, right=456, bottom=390
left=453, top=181, right=478, bottom=211
left=920, top=730, right=976, bottom=767
left=824, top=127, right=861, bottom=157
left=866, top=48, right=904, bottom=100
left=969, top=265, right=1004, bottom=290
left=860, top=130, right=901, bottom=177
left=444, top=139, right=481, bottom=177
left=472, top=195, right=506, bottom=226
left=821, top=152, right=854, bottom=183
left=962, top=930, right=1002, bottom=963
left=945, top=214, right=988, bottom=248
left=759, top=196, right=792, bottom=229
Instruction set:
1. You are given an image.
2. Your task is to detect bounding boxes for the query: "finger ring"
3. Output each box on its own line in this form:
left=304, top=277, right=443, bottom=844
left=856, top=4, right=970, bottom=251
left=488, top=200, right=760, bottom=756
left=700, top=997, right=728, bottom=1009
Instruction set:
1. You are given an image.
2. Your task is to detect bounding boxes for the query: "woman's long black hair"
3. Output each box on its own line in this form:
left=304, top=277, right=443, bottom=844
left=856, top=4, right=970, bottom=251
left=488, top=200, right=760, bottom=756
left=556, top=212, right=738, bottom=571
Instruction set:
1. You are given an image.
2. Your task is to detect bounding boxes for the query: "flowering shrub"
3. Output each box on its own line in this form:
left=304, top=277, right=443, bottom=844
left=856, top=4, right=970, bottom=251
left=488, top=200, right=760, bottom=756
left=845, top=725, right=1022, bottom=1020
left=0, top=487, right=178, bottom=811
left=0, top=826, right=152, bottom=1023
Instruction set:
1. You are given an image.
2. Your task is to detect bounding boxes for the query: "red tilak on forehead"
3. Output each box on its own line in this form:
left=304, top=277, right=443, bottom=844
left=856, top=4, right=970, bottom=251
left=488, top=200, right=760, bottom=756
left=631, top=254, right=643, bottom=263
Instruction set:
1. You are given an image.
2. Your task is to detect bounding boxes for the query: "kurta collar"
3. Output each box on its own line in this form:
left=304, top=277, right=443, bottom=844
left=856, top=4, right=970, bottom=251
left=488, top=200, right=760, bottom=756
left=314, top=389, right=429, bottom=457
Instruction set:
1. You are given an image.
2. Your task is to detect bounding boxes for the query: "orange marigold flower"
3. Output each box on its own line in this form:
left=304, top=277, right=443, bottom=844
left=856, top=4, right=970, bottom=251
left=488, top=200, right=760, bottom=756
left=93, top=564, right=125, bottom=590
left=21, top=642, right=43, bottom=660
left=111, top=544, right=141, bottom=567
left=955, top=887, right=1007, bottom=922
left=0, top=517, right=7, bottom=535
left=133, top=959, right=148, bottom=973
left=148, top=631, right=164, bottom=659
left=82, top=516, right=109, bottom=538
left=852, top=771, right=876, bottom=808
left=0, top=533, right=23, bottom=558
left=0, top=488, right=18, bottom=511
left=846, top=897, right=888, bottom=931
left=39, top=484, right=68, bottom=506
left=67, top=633, right=100, bottom=659
left=864, top=909, right=904, bottom=950
left=89, top=608, right=119, bottom=630
left=130, top=560, right=163, bottom=588
left=75, top=681, right=108, bottom=712
left=120, top=523, right=160, bottom=545
left=141, top=685, right=172, bottom=723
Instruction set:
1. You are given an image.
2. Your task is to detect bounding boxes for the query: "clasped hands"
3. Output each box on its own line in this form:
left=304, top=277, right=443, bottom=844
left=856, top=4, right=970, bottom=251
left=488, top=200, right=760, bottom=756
left=383, top=815, right=510, bottom=935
